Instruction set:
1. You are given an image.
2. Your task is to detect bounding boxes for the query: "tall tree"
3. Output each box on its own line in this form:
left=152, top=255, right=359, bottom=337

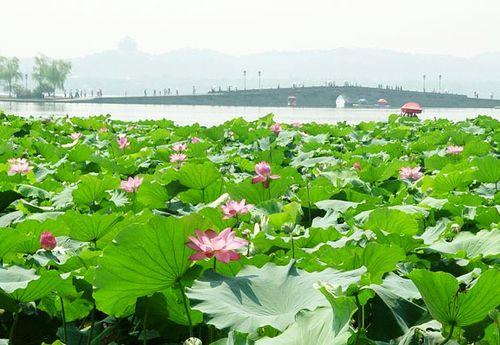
left=32, top=55, right=71, bottom=96
left=0, top=56, right=23, bottom=97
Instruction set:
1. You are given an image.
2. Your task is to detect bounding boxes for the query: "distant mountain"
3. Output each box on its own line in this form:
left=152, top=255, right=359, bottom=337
left=18, top=40, right=500, bottom=98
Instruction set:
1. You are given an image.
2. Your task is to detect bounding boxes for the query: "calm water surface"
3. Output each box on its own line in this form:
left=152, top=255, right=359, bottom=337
left=1, top=101, right=499, bottom=126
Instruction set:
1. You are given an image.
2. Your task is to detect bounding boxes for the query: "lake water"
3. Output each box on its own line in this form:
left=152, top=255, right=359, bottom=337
left=0, top=101, right=499, bottom=126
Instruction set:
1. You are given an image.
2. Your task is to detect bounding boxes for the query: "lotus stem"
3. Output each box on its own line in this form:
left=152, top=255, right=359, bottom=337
left=87, top=304, right=96, bottom=345
left=306, top=179, right=312, bottom=225
left=178, top=280, right=193, bottom=337
left=9, top=311, right=20, bottom=345
left=290, top=234, right=295, bottom=259
left=355, top=294, right=364, bottom=332
left=143, top=306, right=148, bottom=345
left=60, top=295, right=68, bottom=344
left=213, top=257, right=217, bottom=272
left=440, top=323, right=455, bottom=345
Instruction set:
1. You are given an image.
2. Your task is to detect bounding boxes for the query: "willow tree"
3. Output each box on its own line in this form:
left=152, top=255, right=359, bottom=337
left=32, top=55, right=72, bottom=97
left=0, top=56, right=23, bottom=97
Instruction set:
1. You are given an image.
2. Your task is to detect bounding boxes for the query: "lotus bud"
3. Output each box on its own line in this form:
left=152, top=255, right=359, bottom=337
left=183, top=337, right=202, bottom=345
left=40, top=231, right=57, bottom=251
left=451, top=223, right=461, bottom=233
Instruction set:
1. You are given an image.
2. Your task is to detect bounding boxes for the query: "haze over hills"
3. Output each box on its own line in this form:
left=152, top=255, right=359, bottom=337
left=17, top=38, right=500, bottom=98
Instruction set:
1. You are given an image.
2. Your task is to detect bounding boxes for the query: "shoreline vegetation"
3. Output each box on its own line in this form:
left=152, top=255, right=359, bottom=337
left=0, top=112, right=498, bottom=345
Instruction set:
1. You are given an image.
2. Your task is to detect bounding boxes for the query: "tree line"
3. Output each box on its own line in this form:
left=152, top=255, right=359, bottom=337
left=0, top=55, right=71, bottom=98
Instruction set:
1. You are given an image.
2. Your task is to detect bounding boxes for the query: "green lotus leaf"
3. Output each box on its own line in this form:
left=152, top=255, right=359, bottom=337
left=363, top=208, right=420, bottom=235
left=135, top=176, right=170, bottom=209
left=60, top=210, right=123, bottom=242
left=409, top=269, right=500, bottom=327
left=72, top=174, right=119, bottom=207
left=365, top=283, right=427, bottom=341
left=187, top=261, right=365, bottom=333
left=315, top=199, right=360, bottom=213
left=474, top=156, right=500, bottom=183
left=0, top=266, right=39, bottom=294
left=256, top=306, right=354, bottom=345
left=0, top=268, right=62, bottom=303
left=94, top=213, right=212, bottom=316
left=432, top=170, right=474, bottom=195
left=427, top=230, right=500, bottom=259
left=178, top=162, right=221, bottom=190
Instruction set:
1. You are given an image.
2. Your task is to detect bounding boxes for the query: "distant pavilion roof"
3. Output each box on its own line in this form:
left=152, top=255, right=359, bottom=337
left=401, top=102, right=422, bottom=114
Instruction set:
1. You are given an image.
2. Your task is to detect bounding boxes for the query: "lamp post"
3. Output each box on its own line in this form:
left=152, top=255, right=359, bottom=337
left=423, top=74, right=426, bottom=92
left=258, top=71, right=261, bottom=89
left=25, top=74, right=28, bottom=90
left=438, top=74, right=442, bottom=93
left=243, top=70, right=247, bottom=90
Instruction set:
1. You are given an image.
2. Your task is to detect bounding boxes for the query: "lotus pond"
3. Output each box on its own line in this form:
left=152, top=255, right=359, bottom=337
left=0, top=113, right=499, bottom=345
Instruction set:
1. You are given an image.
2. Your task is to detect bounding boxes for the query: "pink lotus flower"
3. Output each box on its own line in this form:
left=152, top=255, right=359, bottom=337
left=8, top=158, right=32, bottom=175
left=446, top=145, right=464, bottom=155
left=252, top=161, right=280, bottom=188
left=399, top=166, right=423, bottom=180
left=40, top=231, right=57, bottom=251
left=117, top=135, right=130, bottom=150
left=172, top=142, right=188, bottom=152
left=221, top=199, right=253, bottom=219
left=191, top=137, right=201, bottom=143
left=269, top=123, right=282, bottom=134
left=120, top=176, right=143, bottom=193
left=70, top=132, right=83, bottom=140
left=353, top=162, right=362, bottom=170
left=187, top=228, right=248, bottom=263
left=170, top=153, right=187, bottom=163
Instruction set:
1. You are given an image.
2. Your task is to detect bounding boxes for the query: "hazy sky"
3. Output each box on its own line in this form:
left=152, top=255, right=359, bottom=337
left=2, top=0, right=499, bottom=58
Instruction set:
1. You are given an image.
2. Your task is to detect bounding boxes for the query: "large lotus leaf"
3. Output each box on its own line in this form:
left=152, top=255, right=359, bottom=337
left=409, top=269, right=500, bottom=327
left=0, top=190, right=21, bottom=211
left=427, top=230, right=500, bottom=259
left=256, top=306, right=354, bottom=345
left=358, top=161, right=399, bottom=183
left=363, top=208, right=420, bottom=235
left=178, top=162, right=221, bottom=190
left=187, top=261, right=365, bottom=333
left=0, top=268, right=62, bottom=303
left=474, top=156, right=500, bottom=183
left=432, top=170, right=474, bottom=195
left=135, top=176, right=170, bottom=209
left=290, top=153, right=338, bottom=168
left=296, top=176, right=336, bottom=207
left=94, top=213, right=212, bottom=316
left=306, top=242, right=405, bottom=283
left=0, top=228, right=22, bottom=259
left=365, top=284, right=427, bottom=341
left=0, top=266, right=39, bottom=294
left=179, top=179, right=224, bottom=204
left=474, top=206, right=499, bottom=229
left=397, top=320, right=450, bottom=345
left=72, top=174, right=119, bottom=206
left=16, top=184, right=51, bottom=199
left=60, top=210, right=123, bottom=242
left=315, top=199, right=360, bottom=213
left=39, top=276, right=93, bottom=322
